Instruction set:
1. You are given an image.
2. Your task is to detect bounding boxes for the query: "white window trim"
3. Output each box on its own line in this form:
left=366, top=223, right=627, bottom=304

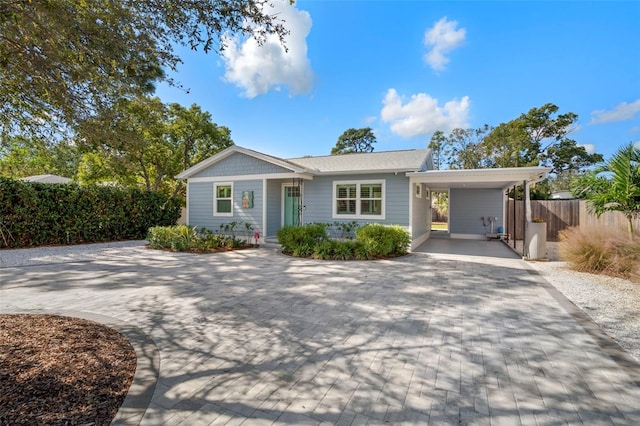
left=332, top=179, right=385, bottom=220
left=214, top=182, right=233, bottom=217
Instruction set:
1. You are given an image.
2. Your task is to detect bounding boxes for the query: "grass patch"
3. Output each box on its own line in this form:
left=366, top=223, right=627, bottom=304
left=431, top=222, right=448, bottom=231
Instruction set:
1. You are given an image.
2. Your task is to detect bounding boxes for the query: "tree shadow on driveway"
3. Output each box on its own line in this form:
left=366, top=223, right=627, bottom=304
left=2, top=247, right=639, bottom=424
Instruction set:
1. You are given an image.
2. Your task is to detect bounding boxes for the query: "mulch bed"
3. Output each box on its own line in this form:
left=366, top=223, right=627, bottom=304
left=0, top=314, right=136, bottom=425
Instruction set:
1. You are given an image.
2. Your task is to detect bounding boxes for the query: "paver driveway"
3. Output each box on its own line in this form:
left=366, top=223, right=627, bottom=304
left=1, top=241, right=639, bottom=425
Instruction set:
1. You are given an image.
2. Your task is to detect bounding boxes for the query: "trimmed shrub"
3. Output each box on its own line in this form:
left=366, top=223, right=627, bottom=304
left=312, top=240, right=340, bottom=260
left=0, top=177, right=181, bottom=248
left=278, top=222, right=410, bottom=260
left=277, top=223, right=329, bottom=255
left=559, top=226, right=640, bottom=281
left=355, top=223, right=411, bottom=257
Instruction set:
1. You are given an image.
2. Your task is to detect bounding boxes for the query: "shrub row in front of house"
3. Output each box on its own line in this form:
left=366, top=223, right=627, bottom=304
left=277, top=223, right=411, bottom=260
left=0, top=177, right=181, bottom=248
left=147, top=224, right=257, bottom=252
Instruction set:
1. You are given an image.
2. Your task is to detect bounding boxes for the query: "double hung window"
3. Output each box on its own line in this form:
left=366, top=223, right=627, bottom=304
left=214, top=183, right=233, bottom=216
left=333, top=180, right=384, bottom=219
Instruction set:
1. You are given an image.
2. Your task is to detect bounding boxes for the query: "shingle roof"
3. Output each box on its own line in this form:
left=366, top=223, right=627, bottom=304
left=21, top=174, right=72, bottom=184
left=287, top=149, right=430, bottom=174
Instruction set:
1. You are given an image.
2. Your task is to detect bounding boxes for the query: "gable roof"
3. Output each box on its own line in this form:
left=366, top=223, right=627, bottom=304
left=176, top=145, right=310, bottom=179
left=287, top=149, right=431, bottom=174
left=176, top=145, right=432, bottom=179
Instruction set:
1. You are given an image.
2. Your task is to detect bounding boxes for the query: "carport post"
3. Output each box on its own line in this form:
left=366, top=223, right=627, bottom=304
left=512, top=185, right=516, bottom=249
left=522, top=180, right=527, bottom=257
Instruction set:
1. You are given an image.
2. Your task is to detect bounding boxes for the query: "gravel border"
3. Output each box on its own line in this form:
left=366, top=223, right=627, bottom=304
left=526, top=259, right=640, bottom=364
left=0, top=240, right=148, bottom=268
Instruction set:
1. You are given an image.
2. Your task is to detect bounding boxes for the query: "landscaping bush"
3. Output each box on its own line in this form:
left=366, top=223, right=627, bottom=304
left=277, top=223, right=329, bottom=255
left=355, top=223, right=411, bottom=257
left=147, top=225, right=250, bottom=252
left=0, top=177, right=181, bottom=248
left=559, top=226, right=640, bottom=281
left=312, top=240, right=340, bottom=260
left=278, top=222, right=410, bottom=260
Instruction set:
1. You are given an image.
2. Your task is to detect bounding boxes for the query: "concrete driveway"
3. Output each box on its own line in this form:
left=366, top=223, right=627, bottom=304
left=1, top=241, right=639, bottom=425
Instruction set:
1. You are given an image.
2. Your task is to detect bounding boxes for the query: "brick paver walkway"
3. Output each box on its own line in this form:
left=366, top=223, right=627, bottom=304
left=1, top=242, right=639, bottom=425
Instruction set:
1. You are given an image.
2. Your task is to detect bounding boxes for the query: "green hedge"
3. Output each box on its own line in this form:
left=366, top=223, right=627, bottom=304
left=0, top=177, right=181, bottom=248
left=277, top=222, right=410, bottom=260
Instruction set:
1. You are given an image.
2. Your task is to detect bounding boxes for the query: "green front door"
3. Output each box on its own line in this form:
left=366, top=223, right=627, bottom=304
left=283, top=185, right=301, bottom=226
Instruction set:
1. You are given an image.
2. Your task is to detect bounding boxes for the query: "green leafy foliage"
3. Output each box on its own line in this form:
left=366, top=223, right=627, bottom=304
left=76, top=97, right=234, bottom=198
left=0, top=177, right=180, bottom=248
left=147, top=225, right=249, bottom=252
left=1, top=0, right=289, bottom=135
left=277, top=223, right=410, bottom=260
left=355, top=223, right=411, bottom=257
left=0, top=136, right=83, bottom=179
left=277, top=223, right=329, bottom=255
left=331, top=128, right=377, bottom=155
left=571, top=143, right=640, bottom=236
left=428, top=104, right=603, bottom=196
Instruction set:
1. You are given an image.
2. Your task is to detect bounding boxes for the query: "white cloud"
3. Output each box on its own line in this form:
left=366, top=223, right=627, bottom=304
left=634, top=141, right=640, bottom=150
left=380, top=89, right=470, bottom=138
left=363, top=116, right=377, bottom=125
left=221, top=1, right=314, bottom=98
left=580, top=143, right=596, bottom=154
left=589, top=99, right=640, bottom=124
left=423, top=17, right=466, bottom=71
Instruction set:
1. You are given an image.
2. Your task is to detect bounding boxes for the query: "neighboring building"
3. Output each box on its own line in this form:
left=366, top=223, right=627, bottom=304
left=21, top=174, right=72, bottom=184
left=551, top=190, right=575, bottom=200
left=177, top=146, right=550, bottom=250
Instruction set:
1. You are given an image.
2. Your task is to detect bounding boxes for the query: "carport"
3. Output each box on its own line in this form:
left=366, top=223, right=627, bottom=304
left=407, top=166, right=551, bottom=256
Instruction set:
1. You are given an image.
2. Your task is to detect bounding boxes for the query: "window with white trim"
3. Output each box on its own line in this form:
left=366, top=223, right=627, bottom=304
left=214, top=183, right=233, bottom=216
left=333, top=180, right=385, bottom=219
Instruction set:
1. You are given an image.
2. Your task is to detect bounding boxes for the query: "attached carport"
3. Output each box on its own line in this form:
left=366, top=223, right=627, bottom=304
left=407, top=167, right=551, bottom=254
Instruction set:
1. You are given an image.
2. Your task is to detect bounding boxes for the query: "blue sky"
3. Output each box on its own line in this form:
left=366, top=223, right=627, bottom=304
left=156, top=0, right=640, bottom=162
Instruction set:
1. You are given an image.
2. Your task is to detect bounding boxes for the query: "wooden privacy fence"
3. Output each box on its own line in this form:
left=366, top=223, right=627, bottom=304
left=504, top=199, right=639, bottom=241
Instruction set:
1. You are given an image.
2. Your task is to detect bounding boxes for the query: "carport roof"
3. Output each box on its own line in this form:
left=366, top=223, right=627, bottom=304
left=407, top=166, right=551, bottom=190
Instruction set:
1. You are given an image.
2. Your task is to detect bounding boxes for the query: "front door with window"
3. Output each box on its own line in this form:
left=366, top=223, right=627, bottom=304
left=283, top=184, right=301, bottom=226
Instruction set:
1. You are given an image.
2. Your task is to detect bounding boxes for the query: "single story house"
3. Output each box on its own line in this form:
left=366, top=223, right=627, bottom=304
left=176, top=145, right=550, bottom=250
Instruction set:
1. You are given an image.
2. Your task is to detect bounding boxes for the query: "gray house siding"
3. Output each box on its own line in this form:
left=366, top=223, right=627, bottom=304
left=266, top=179, right=282, bottom=237
left=191, top=152, right=292, bottom=179
left=449, top=188, right=503, bottom=236
left=187, top=182, right=214, bottom=230
left=188, top=179, right=264, bottom=232
left=302, top=173, right=410, bottom=226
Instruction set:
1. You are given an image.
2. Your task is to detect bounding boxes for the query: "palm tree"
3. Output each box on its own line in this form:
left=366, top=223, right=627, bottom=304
left=571, top=143, right=640, bottom=238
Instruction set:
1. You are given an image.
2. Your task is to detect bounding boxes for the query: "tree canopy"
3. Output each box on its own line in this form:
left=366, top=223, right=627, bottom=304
left=0, top=0, right=289, bottom=135
left=0, top=136, right=82, bottom=178
left=76, top=97, right=233, bottom=197
left=428, top=104, right=603, bottom=198
left=331, top=127, right=377, bottom=155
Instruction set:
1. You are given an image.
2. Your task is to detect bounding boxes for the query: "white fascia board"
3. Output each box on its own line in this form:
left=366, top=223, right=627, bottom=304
left=312, top=168, right=419, bottom=176
left=406, top=167, right=551, bottom=185
left=187, top=172, right=314, bottom=183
